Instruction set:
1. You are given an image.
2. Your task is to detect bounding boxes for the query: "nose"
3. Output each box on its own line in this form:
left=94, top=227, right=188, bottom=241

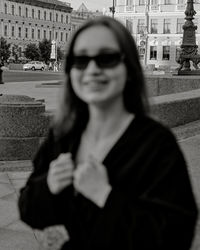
left=85, top=59, right=101, bottom=73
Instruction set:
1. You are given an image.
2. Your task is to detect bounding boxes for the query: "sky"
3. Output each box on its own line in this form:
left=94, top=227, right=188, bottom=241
left=61, top=0, right=111, bottom=11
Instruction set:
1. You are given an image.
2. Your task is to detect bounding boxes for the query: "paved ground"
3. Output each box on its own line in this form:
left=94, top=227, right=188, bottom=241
left=0, top=80, right=200, bottom=249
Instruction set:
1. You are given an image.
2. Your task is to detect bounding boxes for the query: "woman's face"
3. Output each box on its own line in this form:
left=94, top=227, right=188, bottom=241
left=70, top=25, right=127, bottom=107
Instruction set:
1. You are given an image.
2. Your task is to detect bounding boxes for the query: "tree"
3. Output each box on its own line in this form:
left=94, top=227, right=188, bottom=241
left=39, top=39, right=51, bottom=63
left=57, top=46, right=64, bottom=61
left=0, top=37, right=11, bottom=64
left=12, top=44, right=20, bottom=62
left=24, top=43, right=40, bottom=61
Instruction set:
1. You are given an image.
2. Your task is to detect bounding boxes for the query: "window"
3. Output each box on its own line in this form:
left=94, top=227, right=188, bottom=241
left=66, top=15, right=68, bottom=23
left=56, top=13, right=58, bottom=22
left=163, top=19, right=171, bottom=34
left=126, top=0, right=133, bottom=5
left=44, top=30, right=46, bottom=39
left=38, top=10, right=41, bottom=19
left=25, top=27, right=28, bottom=38
left=151, top=19, right=158, bottom=34
left=164, top=0, right=171, bottom=4
left=163, top=46, right=170, bottom=60
left=19, top=6, right=22, bottom=16
left=138, top=19, right=145, bottom=34
left=12, top=5, right=15, bottom=15
left=150, top=46, right=157, bottom=59
left=49, top=30, right=52, bottom=40
left=12, top=26, right=15, bottom=37
left=38, top=29, right=40, bottom=39
left=44, top=11, right=46, bottom=20
left=32, top=9, right=34, bottom=19
left=18, top=27, right=21, bottom=38
left=26, top=8, right=28, bottom=18
left=32, top=28, right=34, bottom=39
left=126, top=19, right=133, bottom=34
left=177, top=18, right=184, bottom=33
left=66, top=33, right=68, bottom=41
left=4, top=25, right=8, bottom=36
left=61, top=32, right=63, bottom=41
left=151, top=0, right=158, bottom=4
left=139, top=0, right=145, bottom=5
left=61, top=14, right=63, bottom=23
left=56, top=31, right=58, bottom=40
left=4, top=3, right=7, bottom=14
left=50, top=12, right=52, bottom=21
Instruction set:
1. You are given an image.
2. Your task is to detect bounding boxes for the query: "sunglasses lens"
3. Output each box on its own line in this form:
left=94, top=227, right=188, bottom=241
left=72, top=56, right=90, bottom=69
left=71, top=53, right=124, bottom=70
left=97, top=53, right=123, bottom=68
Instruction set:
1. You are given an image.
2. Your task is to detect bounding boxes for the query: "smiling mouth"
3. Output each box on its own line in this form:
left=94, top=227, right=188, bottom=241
left=83, top=79, right=107, bottom=85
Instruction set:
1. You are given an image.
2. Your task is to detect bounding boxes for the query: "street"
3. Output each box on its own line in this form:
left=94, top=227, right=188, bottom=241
left=2, top=70, right=63, bottom=83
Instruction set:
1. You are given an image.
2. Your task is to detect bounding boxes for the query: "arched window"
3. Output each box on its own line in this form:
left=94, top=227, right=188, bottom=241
left=38, top=10, right=41, bottom=19
left=50, top=12, right=52, bottom=21
left=26, top=8, right=28, bottom=18
left=61, top=14, right=63, bottom=23
left=66, top=15, right=68, bottom=23
left=56, top=13, right=58, bottom=22
left=32, top=9, right=34, bottom=19
left=12, top=5, right=15, bottom=15
left=4, top=3, right=7, bottom=14
left=19, top=6, right=22, bottom=16
left=44, top=11, right=46, bottom=20
left=18, top=27, right=21, bottom=38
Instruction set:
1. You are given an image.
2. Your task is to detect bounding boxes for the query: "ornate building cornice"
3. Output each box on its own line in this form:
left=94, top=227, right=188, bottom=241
left=6, top=0, right=73, bottom=13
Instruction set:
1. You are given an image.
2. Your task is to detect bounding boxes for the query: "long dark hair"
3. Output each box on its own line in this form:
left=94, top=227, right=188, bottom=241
left=53, top=16, right=149, bottom=138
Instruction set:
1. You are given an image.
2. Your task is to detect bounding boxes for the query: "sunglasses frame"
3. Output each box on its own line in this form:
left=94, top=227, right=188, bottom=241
left=71, top=52, right=125, bottom=70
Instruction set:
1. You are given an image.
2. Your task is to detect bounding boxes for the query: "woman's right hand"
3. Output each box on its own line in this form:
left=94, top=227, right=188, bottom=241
left=47, top=153, right=74, bottom=194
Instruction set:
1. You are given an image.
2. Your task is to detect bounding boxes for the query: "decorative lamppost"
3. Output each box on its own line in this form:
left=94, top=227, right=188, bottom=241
left=109, top=0, right=115, bottom=18
left=177, top=0, right=200, bottom=74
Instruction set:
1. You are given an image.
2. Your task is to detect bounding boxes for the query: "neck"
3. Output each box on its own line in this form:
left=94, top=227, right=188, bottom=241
left=85, top=99, right=133, bottom=140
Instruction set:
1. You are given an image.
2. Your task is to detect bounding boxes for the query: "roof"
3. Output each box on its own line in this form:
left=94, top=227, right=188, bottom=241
left=77, top=3, right=89, bottom=12
left=8, top=0, right=73, bottom=12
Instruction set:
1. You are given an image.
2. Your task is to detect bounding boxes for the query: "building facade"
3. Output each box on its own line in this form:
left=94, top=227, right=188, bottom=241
left=71, top=3, right=103, bottom=33
left=114, top=0, right=200, bottom=68
left=0, top=0, right=72, bottom=60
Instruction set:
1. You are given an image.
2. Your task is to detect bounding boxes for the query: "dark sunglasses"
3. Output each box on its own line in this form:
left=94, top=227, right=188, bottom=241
left=71, top=52, right=124, bottom=70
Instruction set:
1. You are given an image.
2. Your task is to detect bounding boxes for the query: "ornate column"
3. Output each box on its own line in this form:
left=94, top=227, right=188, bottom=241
left=177, top=0, right=200, bottom=74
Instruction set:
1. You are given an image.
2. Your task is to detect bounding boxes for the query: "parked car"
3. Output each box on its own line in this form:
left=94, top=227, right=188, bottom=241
left=23, top=61, right=47, bottom=71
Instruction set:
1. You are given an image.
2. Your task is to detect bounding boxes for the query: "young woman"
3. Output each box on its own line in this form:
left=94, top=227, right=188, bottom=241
left=18, top=16, right=197, bottom=250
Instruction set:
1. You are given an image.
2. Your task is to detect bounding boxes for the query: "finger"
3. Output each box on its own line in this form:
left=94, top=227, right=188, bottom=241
left=57, top=153, right=72, bottom=161
left=54, top=170, right=74, bottom=180
left=50, top=166, right=73, bottom=177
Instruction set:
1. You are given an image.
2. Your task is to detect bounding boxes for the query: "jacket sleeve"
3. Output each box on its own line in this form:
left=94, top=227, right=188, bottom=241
left=87, top=131, right=198, bottom=250
left=18, top=129, right=74, bottom=229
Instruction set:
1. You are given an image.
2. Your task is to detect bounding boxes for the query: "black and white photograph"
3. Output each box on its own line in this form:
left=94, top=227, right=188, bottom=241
left=0, top=0, right=199, bottom=249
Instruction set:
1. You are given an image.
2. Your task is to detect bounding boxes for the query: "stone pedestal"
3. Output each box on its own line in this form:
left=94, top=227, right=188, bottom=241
left=0, top=95, right=50, bottom=160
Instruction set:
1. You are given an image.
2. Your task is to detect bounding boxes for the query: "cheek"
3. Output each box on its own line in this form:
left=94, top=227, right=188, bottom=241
left=70, top=69, right=82, bottom=92
left=111, top=65, right=127, bottom=90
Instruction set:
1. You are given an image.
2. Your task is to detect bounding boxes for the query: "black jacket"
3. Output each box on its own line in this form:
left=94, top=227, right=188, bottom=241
left=18, top=116, right=198, bottom=250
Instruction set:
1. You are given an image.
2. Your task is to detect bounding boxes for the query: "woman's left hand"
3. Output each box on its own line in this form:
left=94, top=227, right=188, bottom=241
left=74, top=156, right=112, bottom=207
